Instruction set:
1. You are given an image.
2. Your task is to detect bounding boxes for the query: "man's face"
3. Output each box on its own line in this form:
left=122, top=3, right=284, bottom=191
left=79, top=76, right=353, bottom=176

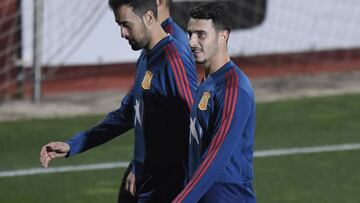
left=188, top=18, right=219, bottom=64
left=114, top=5, right=150, bottom=50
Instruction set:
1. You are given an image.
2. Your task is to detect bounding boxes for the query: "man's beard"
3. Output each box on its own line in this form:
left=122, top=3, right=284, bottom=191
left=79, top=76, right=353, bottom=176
left=129, top=39, right=143, bottom=51
left=130, top=21, right=150, bottom=50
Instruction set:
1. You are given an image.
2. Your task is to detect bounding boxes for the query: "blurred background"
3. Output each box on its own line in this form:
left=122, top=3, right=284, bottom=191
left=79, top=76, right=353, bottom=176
left=0, top=0, right=360, bottom=202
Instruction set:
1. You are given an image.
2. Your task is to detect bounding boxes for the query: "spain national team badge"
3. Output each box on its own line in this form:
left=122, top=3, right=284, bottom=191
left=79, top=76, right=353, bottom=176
left=198, top=91, right=210, bottom=111
left=141, top=71, right=153, bottom=90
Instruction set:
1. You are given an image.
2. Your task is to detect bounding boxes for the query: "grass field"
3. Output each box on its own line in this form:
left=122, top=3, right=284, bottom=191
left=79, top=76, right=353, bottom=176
left=1, top=93, right=360, bottom=202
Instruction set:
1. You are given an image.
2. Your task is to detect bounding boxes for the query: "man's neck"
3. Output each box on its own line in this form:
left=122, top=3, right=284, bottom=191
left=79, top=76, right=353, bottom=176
left=204, top=51, right=231, bottom=77
left=145, top=24, right=168, bottom=51
left=158, top=8, right=170, bottom=24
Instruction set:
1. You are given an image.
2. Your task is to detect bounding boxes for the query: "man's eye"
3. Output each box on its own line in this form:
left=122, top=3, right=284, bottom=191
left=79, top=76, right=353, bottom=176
left=122, top=23, right=130, bottom=28
left=198, top=33, right=205, bottom=39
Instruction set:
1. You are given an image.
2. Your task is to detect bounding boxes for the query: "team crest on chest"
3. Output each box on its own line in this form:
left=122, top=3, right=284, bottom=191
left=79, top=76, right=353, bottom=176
left=141, top=71, right=153, bottom=90
left=198, top=91, right=211, bottom=111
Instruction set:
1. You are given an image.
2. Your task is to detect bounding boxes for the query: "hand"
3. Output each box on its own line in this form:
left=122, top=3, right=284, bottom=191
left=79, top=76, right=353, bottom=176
left=40, top=142, right=70, bottom=168
left=125, top=171, right=136, bottom=196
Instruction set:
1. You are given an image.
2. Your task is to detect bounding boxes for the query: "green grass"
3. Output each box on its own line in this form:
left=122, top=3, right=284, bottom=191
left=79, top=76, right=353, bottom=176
left=255, top=150, right=360, bottom=203
left=255, top=93, right=360, bottom=149
left=0, top=115, right=134, bottom=170
left=0, top=169, right=124, bottom=203
left=0, top=93, right=359, bottom=202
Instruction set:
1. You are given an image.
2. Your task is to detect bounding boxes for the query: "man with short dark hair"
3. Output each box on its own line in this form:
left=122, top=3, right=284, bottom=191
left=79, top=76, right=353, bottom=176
left=173, top=2, right=256, bottom=203
left=40, top=0, right=197, bottom=202
left=116, top=0, right=193, bottom=202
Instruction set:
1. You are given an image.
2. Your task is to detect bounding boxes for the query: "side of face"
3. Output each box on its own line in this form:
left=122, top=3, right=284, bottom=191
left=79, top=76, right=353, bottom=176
left=114, top=5, right=151, bottom=50
left=187, top=18, right=220, bottom=64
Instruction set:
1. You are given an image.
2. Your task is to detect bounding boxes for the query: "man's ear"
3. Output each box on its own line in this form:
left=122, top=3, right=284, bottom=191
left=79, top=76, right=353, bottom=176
left=157, top=0, right=165, bottom=6
left=219, top=30, right=230, bottom=44
left=143, top=10, right=155, bottom=26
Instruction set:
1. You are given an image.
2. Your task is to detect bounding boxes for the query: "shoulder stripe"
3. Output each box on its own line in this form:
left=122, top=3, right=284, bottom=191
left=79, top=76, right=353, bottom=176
left=169, top=43, right=194, bottom=106
left=208, top=69, right=238, bottom=152
left=164, top=42, right=194, bottom=109
left=164, top=24, right=173, bottom=34
left=164, top=44, right=191, bottom=108
left=173, top=68, right=238, bottom=203
left=164, top=44, right=186, bottom=100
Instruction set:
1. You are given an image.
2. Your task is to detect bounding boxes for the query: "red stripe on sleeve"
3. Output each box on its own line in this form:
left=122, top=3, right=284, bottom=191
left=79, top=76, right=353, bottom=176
left=173, top=69, right=238, bottom=202
left=164, top=43, right=194, bottom=109
left=169, top=43, right=194, bottom=106
left=164, top=45, right=186, bottom=100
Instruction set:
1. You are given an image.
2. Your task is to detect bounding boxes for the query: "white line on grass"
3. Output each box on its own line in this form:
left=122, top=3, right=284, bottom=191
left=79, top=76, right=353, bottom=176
left=1, top=143, right=360, bottom=178
left=254, top=143, right=360, bottom=157
left=0, top=162, right=129, bottom=178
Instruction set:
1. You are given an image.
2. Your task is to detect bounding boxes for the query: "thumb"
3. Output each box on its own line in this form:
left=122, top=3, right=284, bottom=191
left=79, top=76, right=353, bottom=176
left=47, top=142, right=70, bottom=153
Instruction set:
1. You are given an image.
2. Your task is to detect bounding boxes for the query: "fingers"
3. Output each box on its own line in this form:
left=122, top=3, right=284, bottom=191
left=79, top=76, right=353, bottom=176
left=125, top=173, right=130, bottom=191
left=125, top=178, right=130, bottom=193
left=125, top=172, right=136, bottom=196
left=40, top=145, right=54, bottom=168
left=130, top=178, right=136, bottom=196
left=42, top=153, right=52, bottom=168
left=39, top=142, right=70, bottom=168
left=40, top=144, right=51, bottom=168
left=48, top=142, right=70, bottom=154
left=131, top=171, right=136, bottom=195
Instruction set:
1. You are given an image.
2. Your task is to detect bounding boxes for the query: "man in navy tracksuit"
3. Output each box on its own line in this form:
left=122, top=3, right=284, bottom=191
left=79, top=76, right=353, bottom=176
left=117, top=0, right=193, bottom=202
left=40, top=0, right=196, bottom=202
left=173, top=3, right=256, bottom=203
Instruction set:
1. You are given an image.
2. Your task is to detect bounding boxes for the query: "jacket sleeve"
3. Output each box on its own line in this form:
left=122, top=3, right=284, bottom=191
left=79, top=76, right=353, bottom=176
left=173, top=83, right=254, bottom=202
left=164, top=42, right=197, bottom=110
left=66, top=88, right=135, bottom=157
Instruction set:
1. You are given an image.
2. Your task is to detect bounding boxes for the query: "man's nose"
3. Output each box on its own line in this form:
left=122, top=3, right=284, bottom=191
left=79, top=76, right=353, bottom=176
left=120, top=27, right=128, bottom=38
left=189, top=35, right=197, bottom=48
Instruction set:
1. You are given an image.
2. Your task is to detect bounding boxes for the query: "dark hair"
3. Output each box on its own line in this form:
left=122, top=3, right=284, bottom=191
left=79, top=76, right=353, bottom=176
left=189, top=2, right=232, bottom=32
left=108, top=0, right=158, bottom=19
left=166, top=0, right=172, bottom=8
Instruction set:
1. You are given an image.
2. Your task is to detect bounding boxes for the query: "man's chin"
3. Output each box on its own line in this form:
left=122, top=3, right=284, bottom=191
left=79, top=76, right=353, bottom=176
left=127, top=40, right=142, bottom=50
left=194, top=57, right=205, bottom=64
left=192, top=54, right=205, bottom=64
left=130, top=45, right=142, bottom=51
left=131, top=47, right=142, bottom=51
